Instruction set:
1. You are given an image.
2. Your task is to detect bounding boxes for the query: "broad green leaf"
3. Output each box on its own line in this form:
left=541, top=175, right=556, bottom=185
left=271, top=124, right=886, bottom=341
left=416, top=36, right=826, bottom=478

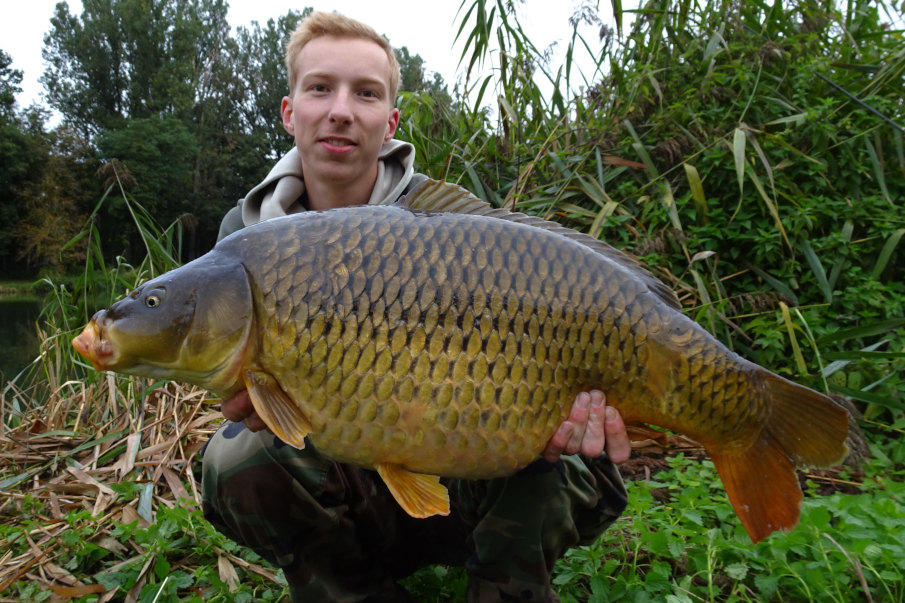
left=780, top=301, right=808, bottom=376
left=138, top=481, right=155, bottom=524
left=871, top=228, right=905, bottom=279
left=816, top=318, right=905, bottom=346
left=683, top=163, right=707, bottom=222
left=799, top=239, right=832, bottom=303
left=823, top=350, right=905, bottom=361
left=660, top=183, right=683, bottom=232
left=746, top=264, right=799, bottom=304
left=726, top=562, right=749, bottom=580
left=827, top=220, right=854, bottom=292
left=821, top=340, right=890, bottom=376
left=865, top=136, right=892, bottom=205
left=732, top=127, right=746, bottom=197
left=830, top=385, right=904, bottom=411
left=764, top=113, right=807, bottom=127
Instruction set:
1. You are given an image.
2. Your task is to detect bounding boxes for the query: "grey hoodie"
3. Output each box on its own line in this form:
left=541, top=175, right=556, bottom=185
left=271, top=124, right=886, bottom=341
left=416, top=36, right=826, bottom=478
left=217, top=139, right=418, bottom=241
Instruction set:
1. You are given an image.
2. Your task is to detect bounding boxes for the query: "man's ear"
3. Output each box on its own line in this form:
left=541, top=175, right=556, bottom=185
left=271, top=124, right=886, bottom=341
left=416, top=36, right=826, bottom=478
left=385, top=107, right=400, bottom=142
left=281, top=96, right=294, bottom=135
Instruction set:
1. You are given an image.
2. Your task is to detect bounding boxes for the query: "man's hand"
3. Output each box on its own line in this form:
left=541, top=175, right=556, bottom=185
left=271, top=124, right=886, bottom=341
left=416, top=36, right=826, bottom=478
left=542, top=390, right=630, bottom=464
left=220, top=390, right=270, bottom=432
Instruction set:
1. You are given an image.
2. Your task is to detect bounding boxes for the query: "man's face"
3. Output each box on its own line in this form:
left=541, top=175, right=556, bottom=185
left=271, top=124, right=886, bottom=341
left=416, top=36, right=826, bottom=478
left=281, top=35, right=399, bottom=193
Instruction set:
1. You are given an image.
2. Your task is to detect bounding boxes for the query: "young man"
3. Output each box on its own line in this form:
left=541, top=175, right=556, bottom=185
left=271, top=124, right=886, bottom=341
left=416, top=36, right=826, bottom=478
left=203, top=12, right=631, bottom=602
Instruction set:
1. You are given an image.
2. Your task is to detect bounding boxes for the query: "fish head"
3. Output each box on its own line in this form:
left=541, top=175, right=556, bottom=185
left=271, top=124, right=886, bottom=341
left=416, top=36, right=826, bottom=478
left=72, top=255, right=254, bottom=393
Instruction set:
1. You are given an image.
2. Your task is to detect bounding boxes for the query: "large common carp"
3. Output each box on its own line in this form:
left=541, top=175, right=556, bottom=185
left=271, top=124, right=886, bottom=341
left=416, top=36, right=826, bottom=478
left=73, top=180, right=848, bottom=543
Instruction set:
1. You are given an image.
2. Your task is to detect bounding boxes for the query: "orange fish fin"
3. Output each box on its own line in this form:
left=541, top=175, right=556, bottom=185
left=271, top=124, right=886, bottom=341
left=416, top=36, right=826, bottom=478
left=710, top=372, right=849, bottom=543
left=244, top=370, right=312, bottom=449
left=760, top=372, right=850, bottom=468
left=709, top=439, right=801, bottom=543
left=375, top=463, right=450, bottom=519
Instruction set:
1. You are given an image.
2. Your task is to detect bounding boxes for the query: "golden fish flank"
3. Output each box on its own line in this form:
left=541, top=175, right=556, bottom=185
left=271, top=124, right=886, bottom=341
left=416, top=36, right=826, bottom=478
left=72, top=180, right=849, bottom=542
left=257, top=211, right=600, bottom=467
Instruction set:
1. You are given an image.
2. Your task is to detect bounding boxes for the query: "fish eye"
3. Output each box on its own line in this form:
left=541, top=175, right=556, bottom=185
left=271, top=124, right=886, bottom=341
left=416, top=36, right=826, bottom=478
left=145, top=294, right=162, bottom=308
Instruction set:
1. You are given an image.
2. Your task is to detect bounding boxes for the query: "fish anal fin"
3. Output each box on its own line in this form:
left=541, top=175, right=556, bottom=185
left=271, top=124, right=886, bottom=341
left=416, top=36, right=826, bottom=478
left=244, top=370, right=312, bottom=449
left=709, top=440, right=801, bottom=544
left=376, top=463, right=450, bottom=519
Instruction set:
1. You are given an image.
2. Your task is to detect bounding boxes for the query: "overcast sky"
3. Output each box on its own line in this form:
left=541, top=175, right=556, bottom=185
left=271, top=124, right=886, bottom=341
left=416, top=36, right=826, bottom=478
left=2, top=0, right=617, bottom=112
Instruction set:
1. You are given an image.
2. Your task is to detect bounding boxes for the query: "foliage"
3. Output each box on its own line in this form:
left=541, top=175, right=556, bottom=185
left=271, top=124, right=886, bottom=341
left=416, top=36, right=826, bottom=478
left=40, top=0, right=231, bottom=137
left=0, top=48, right=22, bottom=119
left=419, top=0, right=905, bottom=418
left=551, top=431, right=905, bottom=603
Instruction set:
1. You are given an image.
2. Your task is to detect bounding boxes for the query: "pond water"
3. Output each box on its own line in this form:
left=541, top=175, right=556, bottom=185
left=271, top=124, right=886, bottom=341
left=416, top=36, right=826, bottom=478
left=0, top=297, right=42, bottom=381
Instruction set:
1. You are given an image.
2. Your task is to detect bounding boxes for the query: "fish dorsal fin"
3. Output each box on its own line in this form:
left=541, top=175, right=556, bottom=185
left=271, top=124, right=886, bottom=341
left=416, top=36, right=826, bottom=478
left=400, top=179, right=681, bottom=310
left=376, top=463, right=450, bottom=518
left=244, top=370, right=312, bottom=449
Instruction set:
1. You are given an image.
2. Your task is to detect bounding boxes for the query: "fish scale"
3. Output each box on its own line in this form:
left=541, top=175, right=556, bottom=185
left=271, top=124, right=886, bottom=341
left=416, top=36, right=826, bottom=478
left=73, top=179, right=849, bottom=541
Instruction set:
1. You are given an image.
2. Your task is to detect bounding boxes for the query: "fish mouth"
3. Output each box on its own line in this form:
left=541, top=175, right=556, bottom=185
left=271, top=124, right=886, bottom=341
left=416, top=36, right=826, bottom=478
left=72, top=320, right=116, bottom=371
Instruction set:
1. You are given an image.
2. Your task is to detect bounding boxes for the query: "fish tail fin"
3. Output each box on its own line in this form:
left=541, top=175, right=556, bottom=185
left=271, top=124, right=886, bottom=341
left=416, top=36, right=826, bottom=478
left=709, top=372, right=849, bottom=543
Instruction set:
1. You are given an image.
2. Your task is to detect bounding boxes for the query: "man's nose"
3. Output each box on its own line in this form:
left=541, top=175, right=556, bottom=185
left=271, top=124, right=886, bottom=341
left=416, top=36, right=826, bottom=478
left=328, top=89, right=353, bottom=123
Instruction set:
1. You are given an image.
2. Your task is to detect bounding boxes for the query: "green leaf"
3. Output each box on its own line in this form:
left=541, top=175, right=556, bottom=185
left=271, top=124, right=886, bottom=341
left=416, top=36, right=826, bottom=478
left=154, top=556, right=171, bottom=580
left=799, top=239, right=831, bottom=303
left=725, top=562, right=749, bottom=580
left=754, top=573, right=780, bottom=598
left=138, top=482, right=154, bottom=524
left=864, top=137, right=892, bottom=205
left=732, top=127, right=746, bottom=198
left=826, top=220, right=854, bottom=292
left=683, top=163, right=707, bottom=222
left=746, top=264, right=799, bottom=304
left=871, top=228, right=905, bottom=280
left=780, top=301, right=808, bottom=376
left=816, top=318, right=905, bottom=346
left=830, top=385, right=904, bottom=410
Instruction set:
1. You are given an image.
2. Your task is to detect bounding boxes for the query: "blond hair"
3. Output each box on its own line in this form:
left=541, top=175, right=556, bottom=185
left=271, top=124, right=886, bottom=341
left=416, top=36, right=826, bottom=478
left=285, top=11, right=401, bottom=101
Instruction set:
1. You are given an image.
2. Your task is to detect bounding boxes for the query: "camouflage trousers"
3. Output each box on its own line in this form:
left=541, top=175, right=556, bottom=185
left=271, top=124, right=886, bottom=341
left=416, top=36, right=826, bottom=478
left=201, top=421, right=628, bottom=602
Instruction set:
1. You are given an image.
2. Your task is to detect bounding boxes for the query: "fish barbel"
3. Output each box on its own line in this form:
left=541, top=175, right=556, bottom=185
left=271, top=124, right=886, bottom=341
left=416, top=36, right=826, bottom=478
left=73, top=180, right=848, bottom=543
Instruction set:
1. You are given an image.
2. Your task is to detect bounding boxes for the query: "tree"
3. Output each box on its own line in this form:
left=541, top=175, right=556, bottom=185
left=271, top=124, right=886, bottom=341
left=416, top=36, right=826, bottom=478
left=0, top=49, right=22, bottom=120
left=41, top=0, right=232, bottom=138
left=16, top=125, right=95, bottom=272
left=0, top=50, right=51, bottom=274
left=39, top=0, right=266, bottom=258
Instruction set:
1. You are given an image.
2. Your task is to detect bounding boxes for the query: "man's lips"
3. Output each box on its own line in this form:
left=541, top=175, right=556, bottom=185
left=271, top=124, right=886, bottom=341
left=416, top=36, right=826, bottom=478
left=319, top=137, right=357, bottom=153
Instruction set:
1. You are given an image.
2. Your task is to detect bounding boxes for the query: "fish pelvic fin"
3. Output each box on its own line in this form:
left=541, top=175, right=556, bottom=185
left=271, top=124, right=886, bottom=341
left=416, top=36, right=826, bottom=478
left=376, top=463, right=450, bottom=519
left=244, top=370, right=312, bottom=449
left=710, top=373, right=849, bottom=543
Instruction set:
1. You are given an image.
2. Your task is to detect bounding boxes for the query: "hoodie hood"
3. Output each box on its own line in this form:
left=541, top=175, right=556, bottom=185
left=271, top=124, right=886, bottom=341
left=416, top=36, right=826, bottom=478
left=241, top=139, right=416, bottom=226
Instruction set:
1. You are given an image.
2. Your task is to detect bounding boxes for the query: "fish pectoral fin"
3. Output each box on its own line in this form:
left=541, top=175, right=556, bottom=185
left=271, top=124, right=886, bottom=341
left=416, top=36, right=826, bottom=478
left=244, top=370, right=312, bottom=449
left=376, top=463, right=450, bottom=519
